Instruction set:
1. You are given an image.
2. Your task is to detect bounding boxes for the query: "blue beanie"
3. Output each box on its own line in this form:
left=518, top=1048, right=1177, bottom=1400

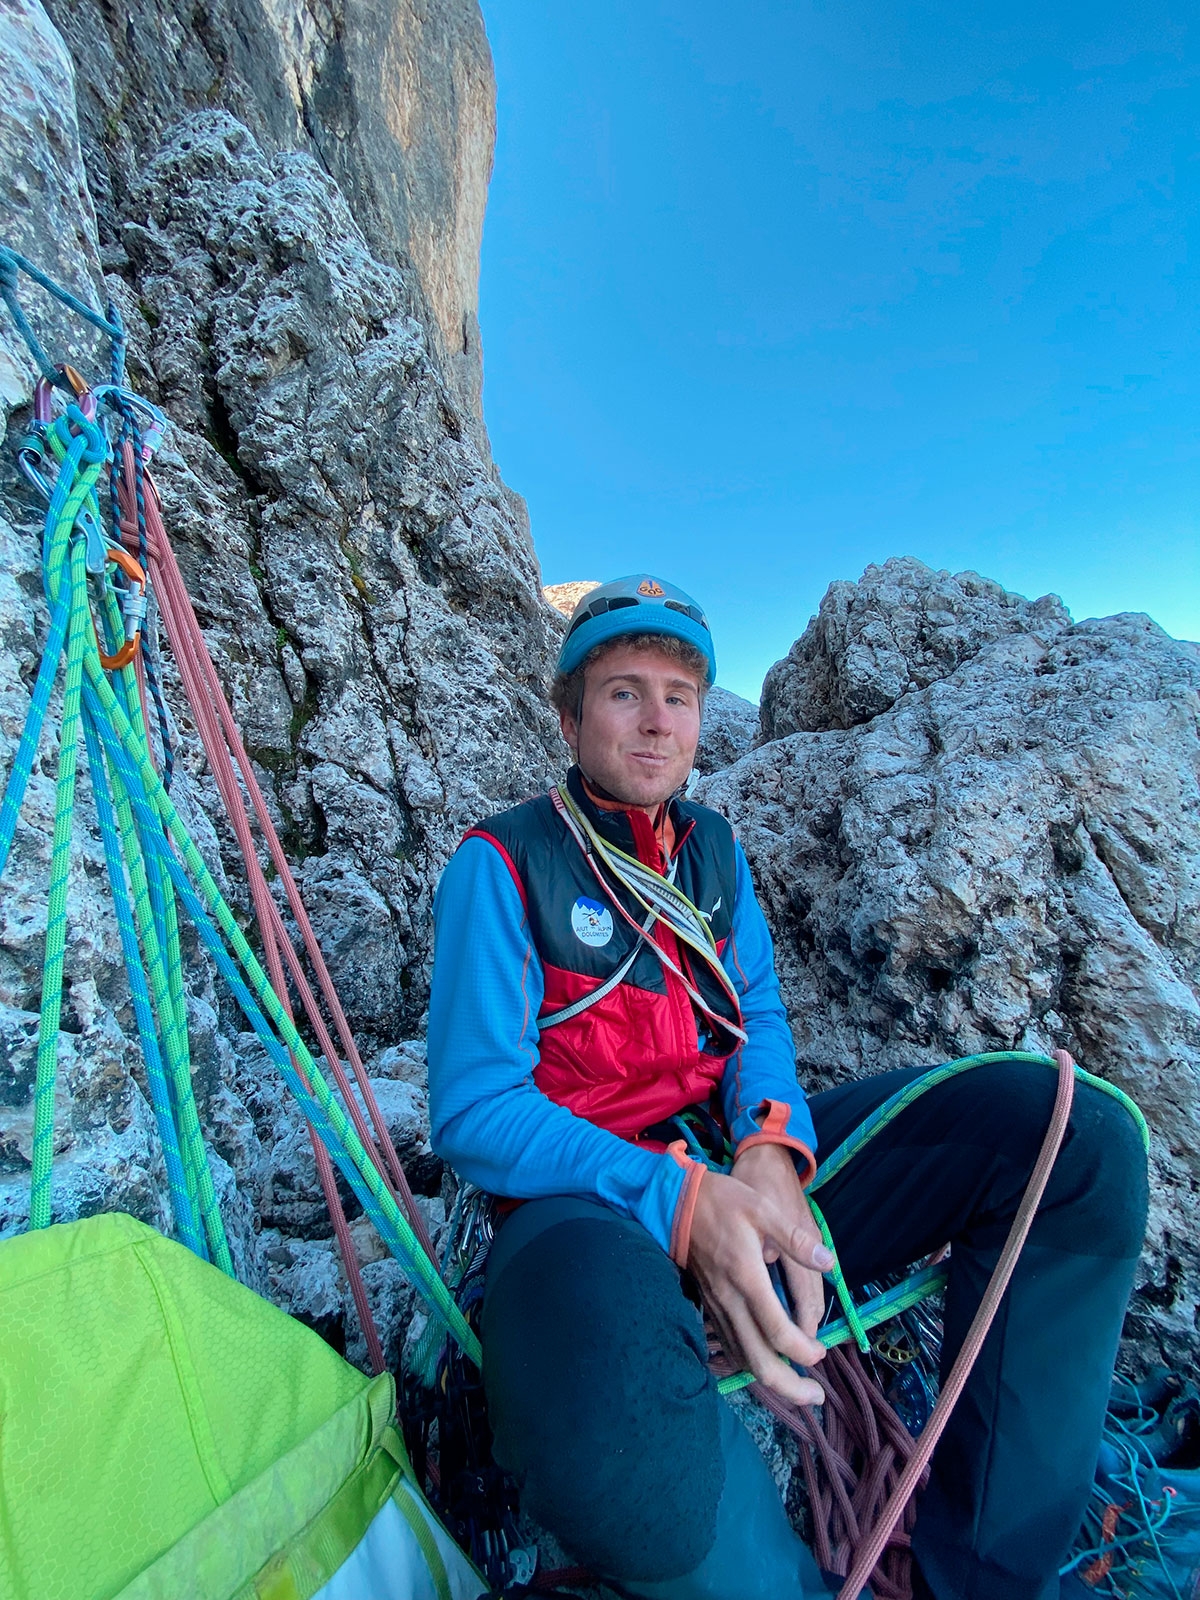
left=556, top=575, right=716, bottom=684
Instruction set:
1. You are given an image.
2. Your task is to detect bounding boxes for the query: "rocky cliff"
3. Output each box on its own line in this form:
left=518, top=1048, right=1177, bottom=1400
left=704, top=558, right=1200, bottom=1368
left=0, top=0, right=562, bottom=1358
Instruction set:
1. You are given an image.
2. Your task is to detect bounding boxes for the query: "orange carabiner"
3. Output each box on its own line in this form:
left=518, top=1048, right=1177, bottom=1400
left=95, top=544, right=147, bottom=671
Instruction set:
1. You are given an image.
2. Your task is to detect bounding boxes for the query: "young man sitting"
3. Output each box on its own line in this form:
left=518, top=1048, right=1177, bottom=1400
left=428, top=575, right=1147, bottom=1600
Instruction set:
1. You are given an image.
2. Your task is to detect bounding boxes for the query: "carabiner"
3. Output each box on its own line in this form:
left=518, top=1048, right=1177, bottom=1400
left=33, top=377, right=55, bottom=425
left=92, top=385, right=168, bottom=461
left=94, top=544, right=147, bottom=670
left=58, top=363, right=98, bottom=421
left=16, top=432, right=54, bottom=503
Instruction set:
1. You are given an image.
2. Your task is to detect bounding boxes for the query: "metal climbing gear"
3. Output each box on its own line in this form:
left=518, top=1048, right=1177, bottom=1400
left=93, top=541, right=146, bottom=668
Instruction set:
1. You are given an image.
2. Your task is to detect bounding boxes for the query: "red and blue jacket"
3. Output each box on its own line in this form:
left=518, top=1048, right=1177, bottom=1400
left=428, top=766, right=816, bottom=1263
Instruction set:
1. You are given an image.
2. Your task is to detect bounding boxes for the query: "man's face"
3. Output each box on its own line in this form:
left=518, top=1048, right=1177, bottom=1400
left=559, top=642, right=704, bottom=812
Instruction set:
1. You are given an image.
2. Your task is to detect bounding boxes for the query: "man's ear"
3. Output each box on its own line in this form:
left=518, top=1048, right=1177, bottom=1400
left=559, top=704, right=579, bottom=758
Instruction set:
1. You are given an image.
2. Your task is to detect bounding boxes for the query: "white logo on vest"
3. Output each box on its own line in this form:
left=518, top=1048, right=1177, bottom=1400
left=571, top=896, right=614, bottom=947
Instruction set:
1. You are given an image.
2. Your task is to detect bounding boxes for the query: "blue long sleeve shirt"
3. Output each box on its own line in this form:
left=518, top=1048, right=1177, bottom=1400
left=428, top=830, right=815, bottom=1256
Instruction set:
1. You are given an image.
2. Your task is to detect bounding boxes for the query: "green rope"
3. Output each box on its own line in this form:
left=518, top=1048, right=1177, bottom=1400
left=11, top=368, right=478, bottom=1357
left=716, top=1263, right=951, bottom=1396
left=81, top=634, right=478, bottom=1359
left=715, top=1050, right=1150, bottom=1396
left=811, top=1052, right=1149, bottom=1193
left=95, top=572, right=228, bottom=1266
left=807, top=1193, right=870, bottom=1354
left=29, top=534, right=90, bottom=1226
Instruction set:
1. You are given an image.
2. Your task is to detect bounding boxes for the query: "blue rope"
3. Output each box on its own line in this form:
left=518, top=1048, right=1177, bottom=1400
left=0, top=427, right=94, bottom=879
left=0, top=244, right=125, bottom=375
left=80, top=706, right=205, bottom=1256
left=1, top=242, right=169, bottom=783
left=86, top=700, right=448, bottom=1301
left=2, top=242, right=171, bottom=788
left=0, top=579, right=71, bottom=881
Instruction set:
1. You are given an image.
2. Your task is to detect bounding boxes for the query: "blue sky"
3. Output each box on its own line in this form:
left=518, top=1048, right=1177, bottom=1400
left=477, top=1, right=1198, bottom=702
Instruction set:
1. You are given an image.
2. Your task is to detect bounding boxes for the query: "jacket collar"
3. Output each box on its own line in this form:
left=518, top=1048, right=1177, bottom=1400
left=565, top=766, right=691, bottom=867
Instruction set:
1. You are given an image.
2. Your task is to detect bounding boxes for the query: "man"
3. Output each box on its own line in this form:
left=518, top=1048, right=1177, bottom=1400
left=428, top=575, right=1147, bottom=1600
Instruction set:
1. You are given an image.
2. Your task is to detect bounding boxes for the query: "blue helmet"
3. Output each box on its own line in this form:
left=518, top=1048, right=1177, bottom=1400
left=556, top=575, right=716, bottom=684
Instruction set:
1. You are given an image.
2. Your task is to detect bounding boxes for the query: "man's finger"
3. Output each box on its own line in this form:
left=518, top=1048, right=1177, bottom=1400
left=781, top=1258, right=828, bottom=1343
left=787, top=1224, right=836, bottom=1272
left=757, top=1195, right=836, bottom=1273
left=740, top=1262, right=826, bottom=1369
left=725, top=1298, right=826, bottom=1407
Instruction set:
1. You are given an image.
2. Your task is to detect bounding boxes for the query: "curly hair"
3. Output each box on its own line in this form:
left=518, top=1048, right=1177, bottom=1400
left=550, top=632, right=710, bottom=720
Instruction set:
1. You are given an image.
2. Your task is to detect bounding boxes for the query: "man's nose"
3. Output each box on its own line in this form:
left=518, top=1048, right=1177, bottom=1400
left=639, top=696, right=673, bottom=733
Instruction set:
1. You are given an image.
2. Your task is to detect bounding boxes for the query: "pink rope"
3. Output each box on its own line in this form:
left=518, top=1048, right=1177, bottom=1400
left=706, top=1050, right=1075, bottom=1599
left=834, top=1048, right=1077, bottom=1600
left=119, top=451, right=441, bottom=1368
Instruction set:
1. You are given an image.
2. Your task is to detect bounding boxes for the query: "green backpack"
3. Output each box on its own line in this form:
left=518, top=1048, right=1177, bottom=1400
left=0, top=1211, right=485, bottom=1600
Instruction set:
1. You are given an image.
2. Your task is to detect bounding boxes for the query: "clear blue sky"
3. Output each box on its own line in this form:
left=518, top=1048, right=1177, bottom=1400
left=477, top=0, right=1199, bottom=702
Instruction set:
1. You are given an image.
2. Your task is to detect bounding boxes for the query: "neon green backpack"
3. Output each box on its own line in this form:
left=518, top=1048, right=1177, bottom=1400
left=0, top=1211, right=484, bottom=1600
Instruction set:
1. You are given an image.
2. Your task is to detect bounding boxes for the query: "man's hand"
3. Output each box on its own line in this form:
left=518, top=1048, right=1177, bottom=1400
left=686, top=1146, right=835, bottom=1407
left=733, top=1142, right=829, bottom=1343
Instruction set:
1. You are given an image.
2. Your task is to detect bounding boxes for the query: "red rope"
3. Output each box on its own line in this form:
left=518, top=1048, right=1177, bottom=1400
left=834, top=1048, right=1077, bottom=1599
left=118, top=448, right=440, bottom=1369
left=709, top=1049, right=1076, bottom=1600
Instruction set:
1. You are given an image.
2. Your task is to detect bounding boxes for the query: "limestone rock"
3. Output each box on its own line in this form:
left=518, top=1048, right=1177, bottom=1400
left=696, top=684, right=758, bottom=775
left=703, top=571, right=1200, bottom=1366
left=543, top=579, right=600, bottom=618
left=0, top=0, right=560, bottom=1365
left=0, top=0, right=106, bottom=414
left=41, top=0, right=497, bottom=438
left=761, top=556, right=1071, bottom=737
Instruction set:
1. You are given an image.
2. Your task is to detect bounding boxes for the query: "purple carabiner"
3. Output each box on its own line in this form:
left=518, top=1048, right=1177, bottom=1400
left=33, top=377, right=54, bottom=424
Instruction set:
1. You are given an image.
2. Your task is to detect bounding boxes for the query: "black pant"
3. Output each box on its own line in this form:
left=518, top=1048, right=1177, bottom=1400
left=481, top=1062, right=1148, bottom=1600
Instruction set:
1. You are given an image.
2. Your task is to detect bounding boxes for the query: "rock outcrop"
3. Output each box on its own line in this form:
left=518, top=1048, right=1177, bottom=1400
left=761, top=559, right=1071, bottom=738
left=703, top=558, right=1200, bottom=1366
left=543, top=579, right=600, bottom=617
left=42, top=0, right=499, bottom=441
left=696, top=684, right=758, bottom=774
left=0, top=0, right=562, bottom=1355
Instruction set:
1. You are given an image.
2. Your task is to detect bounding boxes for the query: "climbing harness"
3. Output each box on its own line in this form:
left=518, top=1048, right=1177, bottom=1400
left=0, top=243, right=473, bottom=1367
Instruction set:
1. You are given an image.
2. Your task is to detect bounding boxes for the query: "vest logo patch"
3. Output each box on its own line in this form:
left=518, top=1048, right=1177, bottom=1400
left=571, top=896, right=614, bottom=947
